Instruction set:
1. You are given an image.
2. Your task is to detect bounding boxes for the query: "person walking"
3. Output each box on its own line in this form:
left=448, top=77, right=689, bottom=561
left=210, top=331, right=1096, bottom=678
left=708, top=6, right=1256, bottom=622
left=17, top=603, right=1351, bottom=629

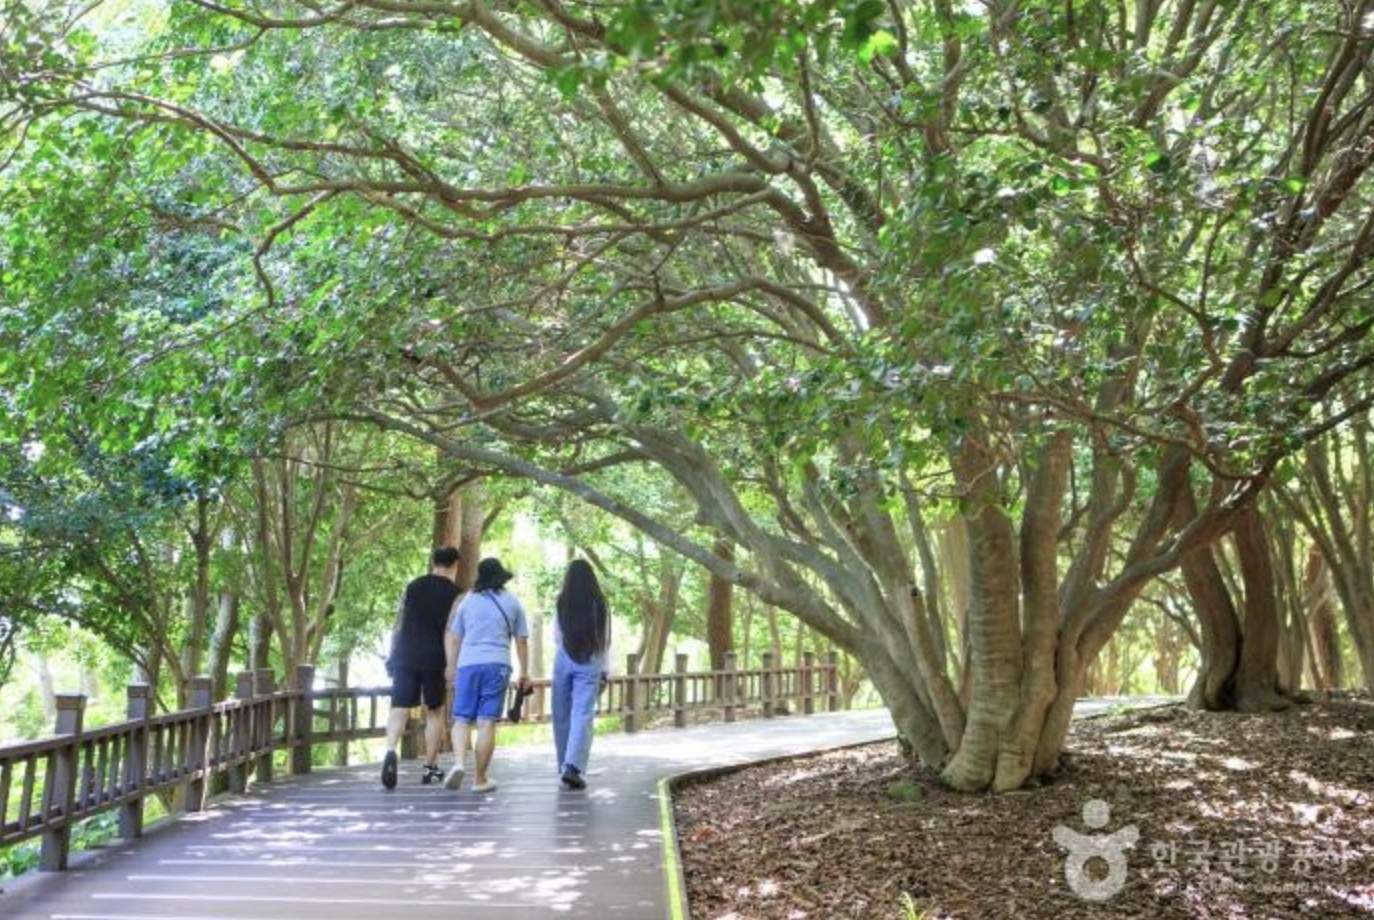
left=551, top=559, right=611, bottom=790
left=381, top=545, right=462, bottom=790
left=444, top=557, right=531, bottom=793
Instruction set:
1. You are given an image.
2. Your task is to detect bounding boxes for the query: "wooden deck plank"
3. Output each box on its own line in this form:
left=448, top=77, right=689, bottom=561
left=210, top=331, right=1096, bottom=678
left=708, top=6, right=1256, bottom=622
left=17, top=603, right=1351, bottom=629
left=0, top=711, right=896, bottom=920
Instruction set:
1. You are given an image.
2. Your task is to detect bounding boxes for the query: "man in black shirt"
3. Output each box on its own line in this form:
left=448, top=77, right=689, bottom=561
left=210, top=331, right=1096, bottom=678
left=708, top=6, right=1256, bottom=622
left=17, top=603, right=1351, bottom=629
left=382, top=545, right=462, bottom=789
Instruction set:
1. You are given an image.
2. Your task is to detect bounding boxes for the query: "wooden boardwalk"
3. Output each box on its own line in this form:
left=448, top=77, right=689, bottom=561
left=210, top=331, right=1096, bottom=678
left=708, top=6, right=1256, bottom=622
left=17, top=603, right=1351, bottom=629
left=0, top=710, right=896, bottom=919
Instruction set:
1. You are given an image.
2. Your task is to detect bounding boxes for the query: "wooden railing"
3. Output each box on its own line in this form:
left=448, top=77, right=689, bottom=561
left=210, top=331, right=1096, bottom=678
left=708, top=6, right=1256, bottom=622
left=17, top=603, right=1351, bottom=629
left=1, top=651, right=838, bottom=872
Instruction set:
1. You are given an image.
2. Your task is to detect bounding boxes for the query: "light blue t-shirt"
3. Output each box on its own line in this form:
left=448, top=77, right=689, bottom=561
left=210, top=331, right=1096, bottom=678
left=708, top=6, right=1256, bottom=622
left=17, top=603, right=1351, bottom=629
left=452, top=589, right=529, bottom=669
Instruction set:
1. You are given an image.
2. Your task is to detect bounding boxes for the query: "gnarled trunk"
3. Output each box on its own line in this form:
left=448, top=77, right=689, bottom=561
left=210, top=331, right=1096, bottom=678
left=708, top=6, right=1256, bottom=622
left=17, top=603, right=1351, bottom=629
left=1183, top=505, right=1293, bottom=712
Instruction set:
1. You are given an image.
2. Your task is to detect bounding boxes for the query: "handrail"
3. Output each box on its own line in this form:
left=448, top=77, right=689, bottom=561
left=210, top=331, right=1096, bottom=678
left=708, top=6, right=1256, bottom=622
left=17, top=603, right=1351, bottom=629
left=0, top=651, right=839, bottom=872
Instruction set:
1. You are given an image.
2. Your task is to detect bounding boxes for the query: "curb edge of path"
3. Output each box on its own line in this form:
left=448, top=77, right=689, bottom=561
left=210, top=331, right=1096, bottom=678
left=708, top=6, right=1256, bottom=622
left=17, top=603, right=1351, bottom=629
left=655, top=731, right=900, bottom=920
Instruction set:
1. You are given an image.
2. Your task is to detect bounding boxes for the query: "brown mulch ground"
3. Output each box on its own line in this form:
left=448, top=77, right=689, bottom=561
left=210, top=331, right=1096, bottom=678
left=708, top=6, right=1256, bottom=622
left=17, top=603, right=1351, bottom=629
left=673, top=698, right=1374, bottom=919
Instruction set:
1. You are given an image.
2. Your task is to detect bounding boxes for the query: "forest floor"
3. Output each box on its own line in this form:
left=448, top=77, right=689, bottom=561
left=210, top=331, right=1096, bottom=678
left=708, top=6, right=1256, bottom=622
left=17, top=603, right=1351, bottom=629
left=674, top=695, right=1374, bottom=919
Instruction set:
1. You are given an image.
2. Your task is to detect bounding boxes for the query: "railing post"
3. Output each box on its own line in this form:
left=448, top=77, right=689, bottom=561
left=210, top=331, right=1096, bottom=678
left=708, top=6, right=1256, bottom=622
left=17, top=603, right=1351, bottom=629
left=827, top=650, right=841, bottom=712
left=803, top=651, right=816, bottom=715
left=673, top=653, right=688, bottom=729
left=624, top=653, right=640, bottom=734
left=292, top=664, right=316, bottom=775
left=39, top=694, right=85, bottom=871
left=722, top=652, right=737, bottom=724
left=185, top=676, right=213, bottom=813
left=761, top=651, right=776, bottom=718
left=118, top=684, right=151, bottom=839
left=254, top=669, right=276, bottom=785
left=230, top=672, right=255, bottom=794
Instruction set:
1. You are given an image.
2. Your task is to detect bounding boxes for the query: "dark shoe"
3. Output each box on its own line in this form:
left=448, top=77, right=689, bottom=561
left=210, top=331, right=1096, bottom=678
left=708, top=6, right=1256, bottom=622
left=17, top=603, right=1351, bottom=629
left=421, top=764, right=444, bottom=786
left=381, top=750, right=398, bottom=790
left=560, top=765, right=586, bottom=790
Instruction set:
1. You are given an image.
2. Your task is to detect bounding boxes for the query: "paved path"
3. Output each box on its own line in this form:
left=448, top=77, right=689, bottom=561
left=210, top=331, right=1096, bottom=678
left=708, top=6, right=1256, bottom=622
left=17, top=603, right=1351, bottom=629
left=0, top=711, right=895, bottom=920
left=0, top=699, right=1176, bottom=920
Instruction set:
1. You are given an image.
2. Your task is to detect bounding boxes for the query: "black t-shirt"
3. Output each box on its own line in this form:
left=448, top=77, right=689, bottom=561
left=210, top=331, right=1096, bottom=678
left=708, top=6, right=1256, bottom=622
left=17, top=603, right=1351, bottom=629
left=392, top=574, right=461, bottom=671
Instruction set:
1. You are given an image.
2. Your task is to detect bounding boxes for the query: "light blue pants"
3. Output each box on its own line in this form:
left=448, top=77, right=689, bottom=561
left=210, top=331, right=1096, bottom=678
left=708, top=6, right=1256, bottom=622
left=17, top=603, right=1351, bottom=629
left=552, top=647, right=601, bottom=774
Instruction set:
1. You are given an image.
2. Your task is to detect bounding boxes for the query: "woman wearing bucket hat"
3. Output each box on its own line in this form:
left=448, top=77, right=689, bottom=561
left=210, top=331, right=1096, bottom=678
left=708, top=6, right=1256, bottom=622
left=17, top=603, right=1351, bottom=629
left=444, top=557, right=531, bottom=793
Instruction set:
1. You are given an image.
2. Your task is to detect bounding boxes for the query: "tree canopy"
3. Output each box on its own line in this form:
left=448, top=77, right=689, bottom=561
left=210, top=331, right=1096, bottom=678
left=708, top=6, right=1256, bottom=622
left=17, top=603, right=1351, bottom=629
left=3, top=0, right=1374, bottom=789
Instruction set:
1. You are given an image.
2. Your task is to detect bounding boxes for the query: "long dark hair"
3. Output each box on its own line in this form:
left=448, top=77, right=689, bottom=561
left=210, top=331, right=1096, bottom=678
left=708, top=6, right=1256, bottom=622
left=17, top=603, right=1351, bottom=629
left=557, top=559, right=609, bottom=664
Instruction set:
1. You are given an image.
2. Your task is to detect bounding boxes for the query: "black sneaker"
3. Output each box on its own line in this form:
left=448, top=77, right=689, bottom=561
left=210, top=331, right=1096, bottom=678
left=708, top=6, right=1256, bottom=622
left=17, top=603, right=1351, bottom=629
left=560, top=765, right=586, bottom=790
left=421, top=764, right=444, bottom=786
left=381, top=750, right=398, bottom=790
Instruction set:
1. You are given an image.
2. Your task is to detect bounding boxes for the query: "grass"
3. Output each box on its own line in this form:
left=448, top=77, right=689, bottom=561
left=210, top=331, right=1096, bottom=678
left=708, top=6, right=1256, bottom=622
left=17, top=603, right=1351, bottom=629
left=887, top=778, right=925, bottom=804
left=899, top=892, right=926, bottom=919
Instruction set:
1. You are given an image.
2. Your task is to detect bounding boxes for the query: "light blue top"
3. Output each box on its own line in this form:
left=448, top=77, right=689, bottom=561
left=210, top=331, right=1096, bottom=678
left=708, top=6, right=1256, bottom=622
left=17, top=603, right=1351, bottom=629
left=451, top=589, right=529, bottom=669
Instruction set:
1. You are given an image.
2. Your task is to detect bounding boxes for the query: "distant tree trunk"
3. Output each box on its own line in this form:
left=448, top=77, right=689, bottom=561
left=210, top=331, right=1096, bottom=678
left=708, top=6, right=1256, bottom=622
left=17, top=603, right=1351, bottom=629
left=181, top=493, right=215, bottom=684
left=838, top=652, right=865, bottom=709
left=705, top=539, right=735, bottom=671
left=1271, top=511, right=1308, bottom=695
left=1151, top=611, right=1186, bottom=696
left=208, top=592, right=240, bottom=699
left=1283, top=430, right=1374, bottom=689
left=766, top=605, right=783, bottom=662
left=133, top=651, right=160, bottom=695
left=34, top=653, right=57, bottom=724
left=634, top=558, right=680, bottom=676
left=249, top=614, right=272, bottom=672
left=740, top=593, right=756, bottom=668
left=1303, top=549, right=1344, bottom=690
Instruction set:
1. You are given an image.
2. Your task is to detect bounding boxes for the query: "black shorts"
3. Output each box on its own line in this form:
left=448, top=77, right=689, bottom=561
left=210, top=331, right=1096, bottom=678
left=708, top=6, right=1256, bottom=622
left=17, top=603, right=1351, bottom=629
left=390, top=666, right=446, bottom=710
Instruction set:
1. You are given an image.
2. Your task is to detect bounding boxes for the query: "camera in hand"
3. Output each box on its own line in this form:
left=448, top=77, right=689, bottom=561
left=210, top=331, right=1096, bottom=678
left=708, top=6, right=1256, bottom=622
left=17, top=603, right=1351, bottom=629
left=507, top=684, right=534, bottom=723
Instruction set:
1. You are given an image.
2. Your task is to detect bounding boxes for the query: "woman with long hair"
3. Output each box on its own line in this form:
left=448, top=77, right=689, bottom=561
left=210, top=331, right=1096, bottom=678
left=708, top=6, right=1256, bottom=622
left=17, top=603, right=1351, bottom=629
left=551, top=558, right=611, bottom=790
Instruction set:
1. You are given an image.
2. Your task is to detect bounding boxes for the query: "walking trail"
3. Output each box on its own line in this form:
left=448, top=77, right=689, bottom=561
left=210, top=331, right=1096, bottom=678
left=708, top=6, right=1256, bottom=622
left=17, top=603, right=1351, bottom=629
left=0, top=700, right=1161, bottom=919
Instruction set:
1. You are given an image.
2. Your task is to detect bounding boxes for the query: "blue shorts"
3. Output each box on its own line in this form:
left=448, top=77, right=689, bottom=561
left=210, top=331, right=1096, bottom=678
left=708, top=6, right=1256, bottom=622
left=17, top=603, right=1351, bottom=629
left=453, top=663, right=512, bottom=723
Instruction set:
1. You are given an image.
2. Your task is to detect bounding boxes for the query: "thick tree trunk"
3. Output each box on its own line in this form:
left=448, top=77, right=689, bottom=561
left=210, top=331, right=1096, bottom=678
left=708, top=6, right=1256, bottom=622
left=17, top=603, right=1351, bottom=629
left=1181, top=537, right=1241, bottom=709
left=1231, top=506, right=1293, bottom=711
left=705, top=539, right=735, bottom=671
left=458, top=482, right=484, bottom=591
left=432, top=485, right=459, bottom=549
left=940, top=436, right=1028, bottom=792
left=1183, top=506, right=1292, bottom=711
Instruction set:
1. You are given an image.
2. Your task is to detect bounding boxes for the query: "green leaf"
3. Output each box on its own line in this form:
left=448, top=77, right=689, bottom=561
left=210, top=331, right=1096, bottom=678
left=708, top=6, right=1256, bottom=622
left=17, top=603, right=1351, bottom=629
left=858, top=29, right=899, bottom=64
